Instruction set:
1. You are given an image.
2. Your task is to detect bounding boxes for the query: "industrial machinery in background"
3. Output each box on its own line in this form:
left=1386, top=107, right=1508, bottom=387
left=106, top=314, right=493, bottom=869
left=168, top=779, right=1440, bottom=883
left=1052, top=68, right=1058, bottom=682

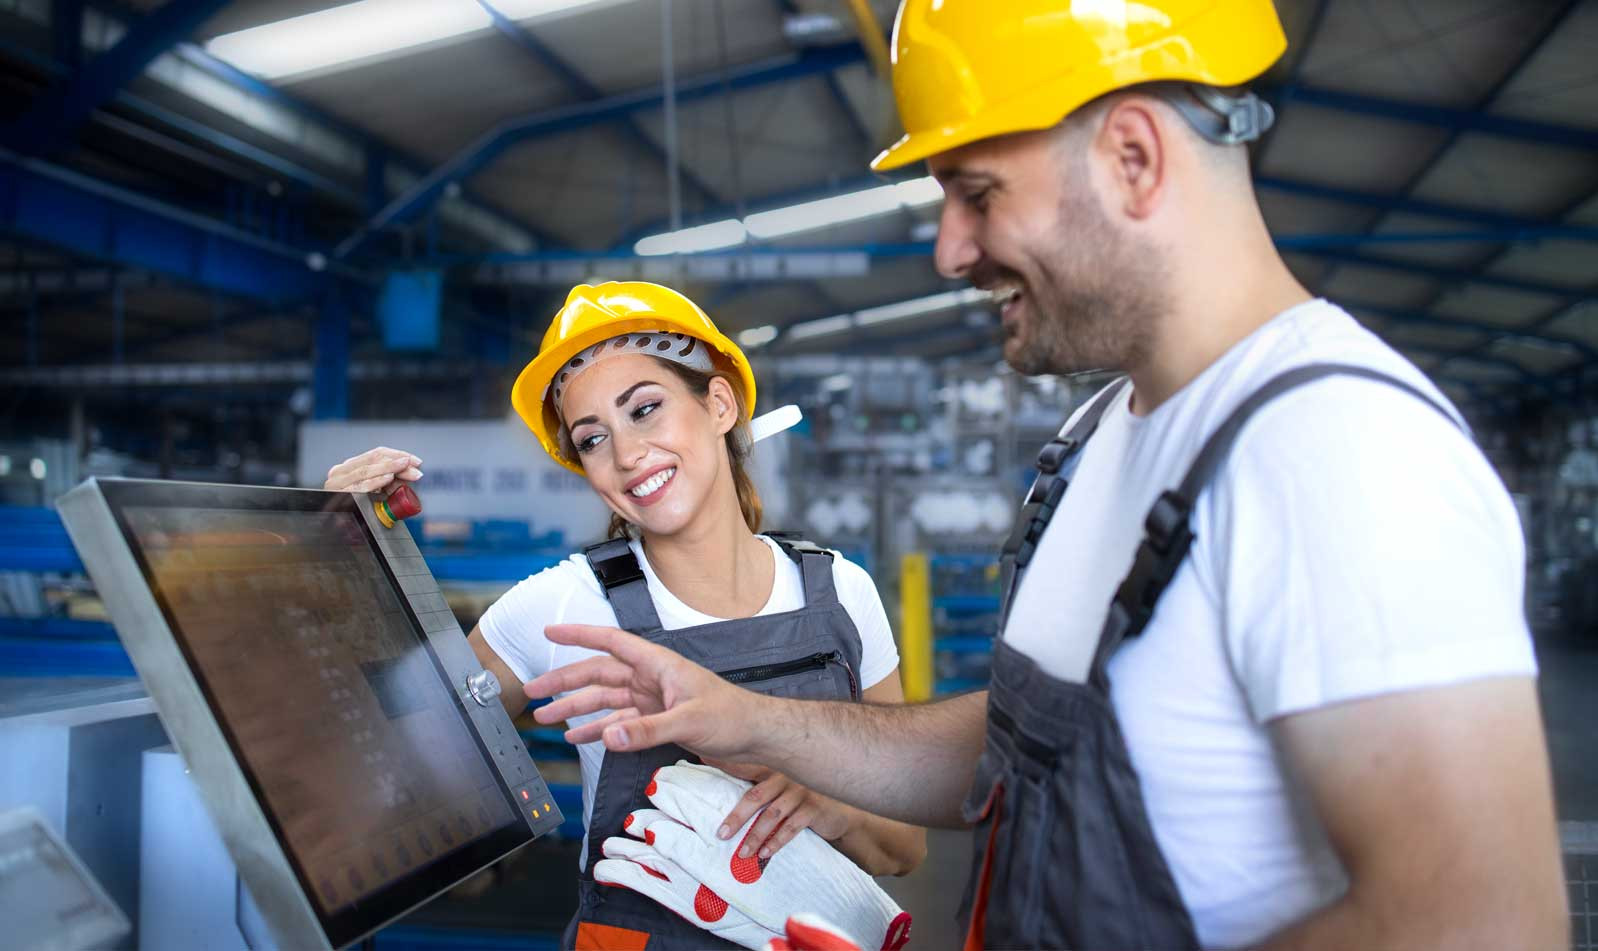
left=764, top=354, right=1103, bottom=699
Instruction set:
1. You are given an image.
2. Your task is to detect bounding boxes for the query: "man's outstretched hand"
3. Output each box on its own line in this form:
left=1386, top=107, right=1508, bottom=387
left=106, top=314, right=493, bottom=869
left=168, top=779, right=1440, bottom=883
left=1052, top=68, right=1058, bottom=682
left=524, top=623, right=765, bottom=760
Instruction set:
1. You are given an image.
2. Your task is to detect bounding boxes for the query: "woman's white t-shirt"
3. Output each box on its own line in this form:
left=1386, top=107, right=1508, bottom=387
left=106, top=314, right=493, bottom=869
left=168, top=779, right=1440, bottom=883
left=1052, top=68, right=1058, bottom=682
left=478, top=534, right=900, bottom=867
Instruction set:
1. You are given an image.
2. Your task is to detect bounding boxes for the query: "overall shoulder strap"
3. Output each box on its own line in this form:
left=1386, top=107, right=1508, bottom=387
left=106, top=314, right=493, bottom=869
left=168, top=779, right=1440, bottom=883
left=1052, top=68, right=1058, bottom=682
left=764, top=532, right=838, bottom=606
left=582, top=538, right=664, bottom=635
left=1090, top=362, right=1463, bottom=685
left=998, top=377, right=1131, bottom=627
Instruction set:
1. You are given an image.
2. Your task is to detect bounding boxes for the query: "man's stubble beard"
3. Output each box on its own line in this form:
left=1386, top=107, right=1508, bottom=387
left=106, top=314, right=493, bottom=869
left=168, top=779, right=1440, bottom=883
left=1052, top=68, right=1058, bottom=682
left=1005, top=175, right=1168, bottom=378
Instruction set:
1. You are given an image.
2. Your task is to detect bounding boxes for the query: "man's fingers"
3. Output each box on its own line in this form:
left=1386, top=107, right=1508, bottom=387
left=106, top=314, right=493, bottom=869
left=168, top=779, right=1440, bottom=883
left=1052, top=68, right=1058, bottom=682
left=544, top=624, right=673, bottom=670
left=565, top=707, right=639, bottom=745
left=533, top=682, right=633, bottom=723
left=718, top=774, right=781, bottom=842
left=604, top=706, right=693, bottom=754
left=525, top=654, right=637, bottom=702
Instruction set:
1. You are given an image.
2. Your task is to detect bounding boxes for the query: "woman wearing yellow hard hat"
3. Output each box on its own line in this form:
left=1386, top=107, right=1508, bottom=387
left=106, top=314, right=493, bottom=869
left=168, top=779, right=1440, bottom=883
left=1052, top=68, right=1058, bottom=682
left=327, top=281, right=924, bottom=950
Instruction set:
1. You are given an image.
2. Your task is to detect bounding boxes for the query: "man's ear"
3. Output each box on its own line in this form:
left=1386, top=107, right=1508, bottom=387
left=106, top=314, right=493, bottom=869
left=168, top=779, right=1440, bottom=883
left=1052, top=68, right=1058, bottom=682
left=1094, top=96, right=1168, bottom=221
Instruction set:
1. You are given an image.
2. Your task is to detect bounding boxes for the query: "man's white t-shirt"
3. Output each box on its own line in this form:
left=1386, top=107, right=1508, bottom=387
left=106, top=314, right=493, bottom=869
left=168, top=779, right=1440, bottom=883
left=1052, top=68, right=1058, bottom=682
left=478, top=533, right=900, bottom=867
left=1003, top=299, right=1536, bottom=948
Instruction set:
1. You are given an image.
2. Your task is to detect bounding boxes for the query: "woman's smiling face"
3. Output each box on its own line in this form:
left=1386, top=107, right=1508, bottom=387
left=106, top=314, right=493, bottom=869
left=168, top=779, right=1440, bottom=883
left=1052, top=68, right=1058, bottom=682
left=559, top=353, right=738, bottom=536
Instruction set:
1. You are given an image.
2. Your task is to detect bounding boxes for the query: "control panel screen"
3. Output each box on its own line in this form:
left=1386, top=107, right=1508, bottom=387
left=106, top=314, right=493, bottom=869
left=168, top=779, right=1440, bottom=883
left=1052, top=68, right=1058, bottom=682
left=100, top=485, right=531, bottom=944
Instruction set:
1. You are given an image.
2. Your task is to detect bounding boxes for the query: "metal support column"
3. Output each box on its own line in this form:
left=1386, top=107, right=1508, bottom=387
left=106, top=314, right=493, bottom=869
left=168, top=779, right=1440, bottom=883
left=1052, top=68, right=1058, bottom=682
left=313, top=290, right=351, bottom=420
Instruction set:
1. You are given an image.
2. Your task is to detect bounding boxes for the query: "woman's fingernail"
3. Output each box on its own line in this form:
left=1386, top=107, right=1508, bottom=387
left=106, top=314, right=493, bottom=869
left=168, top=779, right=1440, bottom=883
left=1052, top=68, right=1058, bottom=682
left=611, top=726, right=629, bottom=749
left=759, top=847, right=771, bottom=859
left=738, top=845, right=751, bottom=858
left=410, top=455, right=422, bottom=465
left=717, top=825, right=731, bottom=840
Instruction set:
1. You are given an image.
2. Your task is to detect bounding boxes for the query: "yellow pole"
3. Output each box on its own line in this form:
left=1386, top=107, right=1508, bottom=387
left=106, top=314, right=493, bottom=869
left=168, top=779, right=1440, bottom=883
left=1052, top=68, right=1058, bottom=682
left=843, top=0, right=893, bottom=78
left=899, top=551, right=933, bottom=702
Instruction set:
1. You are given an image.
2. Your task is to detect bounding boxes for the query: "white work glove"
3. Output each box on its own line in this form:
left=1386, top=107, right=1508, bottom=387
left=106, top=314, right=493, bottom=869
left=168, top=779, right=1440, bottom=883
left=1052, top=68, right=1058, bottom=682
left=631, top=762, right=912, bottom=951
left=594, top=815, right=780, bottom=951
left=766, top=914, right=865, bottom=951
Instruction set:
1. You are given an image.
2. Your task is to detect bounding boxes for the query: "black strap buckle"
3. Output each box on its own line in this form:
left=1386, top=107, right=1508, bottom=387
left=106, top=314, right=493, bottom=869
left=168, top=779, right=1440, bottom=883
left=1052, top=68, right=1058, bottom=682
left=1109, top=491, right=1196, bottom=640
left=1035, top=436, right=1078, bottom=475
left=765, top=531, right=830, bottom=564
left=588, top=544, right=645, bottom=591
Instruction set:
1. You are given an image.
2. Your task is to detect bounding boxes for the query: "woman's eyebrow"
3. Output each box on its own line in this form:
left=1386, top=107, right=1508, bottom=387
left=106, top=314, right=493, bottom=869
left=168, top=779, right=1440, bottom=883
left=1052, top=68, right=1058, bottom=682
left=615, top=381, right=660, bottom=406
left=566, top=381, right=661, bottom=429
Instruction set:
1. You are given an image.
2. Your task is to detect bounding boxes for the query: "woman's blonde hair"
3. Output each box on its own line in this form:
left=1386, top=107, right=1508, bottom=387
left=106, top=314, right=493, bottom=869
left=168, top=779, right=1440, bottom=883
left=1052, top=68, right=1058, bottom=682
left=555, top=356, right=762, bottom=539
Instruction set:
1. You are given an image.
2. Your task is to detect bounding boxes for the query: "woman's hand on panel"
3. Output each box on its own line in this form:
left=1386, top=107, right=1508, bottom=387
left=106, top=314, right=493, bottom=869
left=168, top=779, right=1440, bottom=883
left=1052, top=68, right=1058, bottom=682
left=324, top=447, right=423, bottom=493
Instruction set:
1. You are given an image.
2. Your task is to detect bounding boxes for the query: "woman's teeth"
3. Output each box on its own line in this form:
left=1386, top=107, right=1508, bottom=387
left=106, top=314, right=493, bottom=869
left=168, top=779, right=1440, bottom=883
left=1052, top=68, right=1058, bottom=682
left=630, top=468, right=676, bottom=498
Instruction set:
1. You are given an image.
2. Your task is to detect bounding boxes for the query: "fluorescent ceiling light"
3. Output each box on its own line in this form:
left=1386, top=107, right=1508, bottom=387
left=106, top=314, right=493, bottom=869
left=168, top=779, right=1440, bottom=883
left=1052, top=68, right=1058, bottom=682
left=786, top=314, right=854, bottom=340
left=207, top=0, right=610, bottom=81
left=737, top=325, right=779, bottom=348
left=634, top=219, right=747, bottom=256
left=744, top=177, right=942, bottom=240
left=786, top=288, right=993, bottom=342
left=635, top=176, right=943, bottom=254
left=856, top=288, right=990, bottom=326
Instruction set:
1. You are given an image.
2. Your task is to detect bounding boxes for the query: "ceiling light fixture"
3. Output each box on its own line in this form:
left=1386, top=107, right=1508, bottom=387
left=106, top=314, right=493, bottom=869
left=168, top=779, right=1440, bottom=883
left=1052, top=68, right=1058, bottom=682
left=634, top=176, right=944, bottom=255
left=207, top=0, right=614, bottom=81
left=634, top=219, right=747, bottom=256
left=784, top=287, right=992, bottom=341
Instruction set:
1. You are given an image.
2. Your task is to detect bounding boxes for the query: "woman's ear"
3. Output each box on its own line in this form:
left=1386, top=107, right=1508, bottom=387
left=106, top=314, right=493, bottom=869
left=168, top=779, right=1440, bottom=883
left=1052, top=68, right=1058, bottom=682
left=706, top=376, right=739, bottom=437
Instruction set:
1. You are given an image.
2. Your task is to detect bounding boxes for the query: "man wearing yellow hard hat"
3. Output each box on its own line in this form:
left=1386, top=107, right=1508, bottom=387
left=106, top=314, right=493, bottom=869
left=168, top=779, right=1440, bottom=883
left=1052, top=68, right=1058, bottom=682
left=527, top=2, right=1567, bottom=948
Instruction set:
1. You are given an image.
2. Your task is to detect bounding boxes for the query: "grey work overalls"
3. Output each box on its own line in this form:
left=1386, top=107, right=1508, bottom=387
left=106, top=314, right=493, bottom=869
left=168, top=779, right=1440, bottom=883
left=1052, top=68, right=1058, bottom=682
left=960, top=364, right=1457, bottom=950
left=562, top=533, right=865, bottom=951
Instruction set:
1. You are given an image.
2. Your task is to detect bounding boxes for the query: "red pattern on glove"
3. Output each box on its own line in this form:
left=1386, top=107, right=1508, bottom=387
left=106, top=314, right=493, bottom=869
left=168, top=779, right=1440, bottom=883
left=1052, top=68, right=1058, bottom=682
left=694, top=884, right=729, bottom=922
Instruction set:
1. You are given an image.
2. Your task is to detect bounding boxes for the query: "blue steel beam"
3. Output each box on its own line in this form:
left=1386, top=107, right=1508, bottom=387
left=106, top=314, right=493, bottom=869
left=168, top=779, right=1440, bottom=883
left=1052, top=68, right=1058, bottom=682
left=1262, top=82, right=1598, bottom=153
left=1341, top=298, right=1597, bottom=363
left=474, top=0, right=720, bottom=207
left=5, top=0, right=235, bottom=155
left=335, top=42, right=867, bottom=259
left=439, top=227, right=1598, bottom=271
left=1283, top=247, right=1591, bottom=302
left=1305, top=1, right=1583, bottom=309
left=0, top=149, right=358, bottom=305
left=53, top=0, right=84, bottom=71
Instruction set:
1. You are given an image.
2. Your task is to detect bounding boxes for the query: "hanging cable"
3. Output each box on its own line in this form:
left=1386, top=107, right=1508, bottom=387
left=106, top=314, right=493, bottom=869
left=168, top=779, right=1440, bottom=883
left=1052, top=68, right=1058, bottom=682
left=715, top=0, right=746, bottom=221
left=661, top=0, right=682, bottom=232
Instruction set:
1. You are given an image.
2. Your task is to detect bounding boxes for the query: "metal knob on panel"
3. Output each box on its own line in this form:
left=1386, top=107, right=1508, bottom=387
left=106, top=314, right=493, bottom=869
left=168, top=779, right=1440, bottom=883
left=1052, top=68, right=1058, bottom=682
left=466, top=669, right=501, bottom=707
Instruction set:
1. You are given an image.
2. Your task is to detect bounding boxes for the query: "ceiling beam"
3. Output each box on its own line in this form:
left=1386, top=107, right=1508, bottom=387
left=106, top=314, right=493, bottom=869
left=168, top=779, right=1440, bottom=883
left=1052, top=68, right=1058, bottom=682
left=334, top=42, right=866, bottom=259
left=4, top=0, right=235, bottom=155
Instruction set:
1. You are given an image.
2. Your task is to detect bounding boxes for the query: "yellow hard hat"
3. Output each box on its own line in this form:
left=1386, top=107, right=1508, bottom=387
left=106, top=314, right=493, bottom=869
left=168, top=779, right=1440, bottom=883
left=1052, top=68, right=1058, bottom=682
left=871, top=0, right=1288, bottom=172
left=511, top=282, right=758, bottom=474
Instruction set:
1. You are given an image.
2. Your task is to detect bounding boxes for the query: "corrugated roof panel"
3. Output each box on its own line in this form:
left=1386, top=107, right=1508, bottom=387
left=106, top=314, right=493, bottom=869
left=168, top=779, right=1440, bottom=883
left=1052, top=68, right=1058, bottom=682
left=1257, top=104, right=1448, bottom=193
left=1431, top=283, right=1566, bottom=327
left=1292, top=0, right=1566, bottom=109
left=1408, top=133, right=1598, bottom=219
left=1319, top=266, right=1441, bottom=309
left=1484, top=0, right=1598, bottom=129
left=1258, top=190, right=1371, bottom=236
left=285, top=32, right=573, bottom=164
left=1484, top=337, right=1585, bottom=376
left=1541, top=301, right=1598, bottom=343
left=535, top=0, right=788, bottom=96
left=1484, top=240, right=1598, bottom=291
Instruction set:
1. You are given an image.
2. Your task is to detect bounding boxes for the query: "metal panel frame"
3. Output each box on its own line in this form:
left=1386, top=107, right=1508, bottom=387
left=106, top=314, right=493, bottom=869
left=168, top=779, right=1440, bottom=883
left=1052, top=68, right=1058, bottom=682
left=56, top=479, right=327, bottom=949
left=56, top=477, right=562, bottom=950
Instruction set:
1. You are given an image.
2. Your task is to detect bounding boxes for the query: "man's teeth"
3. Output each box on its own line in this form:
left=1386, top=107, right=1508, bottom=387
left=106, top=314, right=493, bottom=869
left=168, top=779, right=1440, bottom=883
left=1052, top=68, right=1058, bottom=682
left=630, top=468, right=675, bottom=498
left=994, top=286, right=1022, bottom=305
